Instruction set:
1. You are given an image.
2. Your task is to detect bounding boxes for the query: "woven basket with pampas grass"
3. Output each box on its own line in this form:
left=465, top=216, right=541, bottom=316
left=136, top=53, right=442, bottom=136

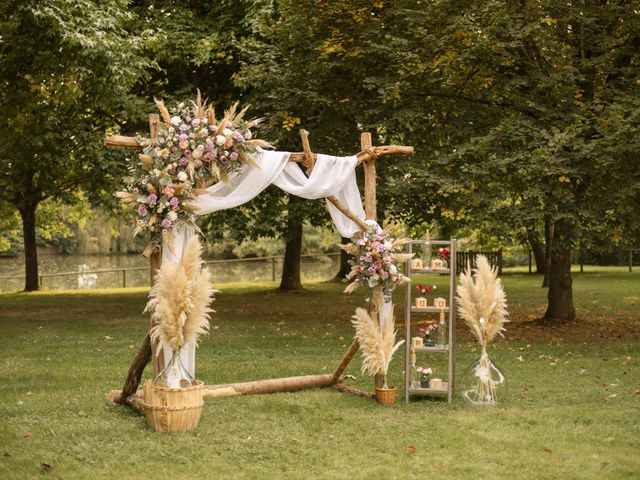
left=145, top=236, right=215, bottom=388
left=456, top=255, right=509, bottom=405
left=351, top=306, right=404, bottom=401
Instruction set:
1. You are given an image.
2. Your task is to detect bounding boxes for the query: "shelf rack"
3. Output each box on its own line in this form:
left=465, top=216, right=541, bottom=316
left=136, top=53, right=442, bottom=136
left=403, top=239, right=457, bottom=403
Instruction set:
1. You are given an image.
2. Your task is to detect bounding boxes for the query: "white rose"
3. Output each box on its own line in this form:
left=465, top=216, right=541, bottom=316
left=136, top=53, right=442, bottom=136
left=177, top=171, right=188, bottom=182
left=223, top=128, right=233, bottom=136
left=389, top=265, right=397, bottom=274
left=216, top=135, right=226, bottom=146
left=170, top=116, right=181, bottom=127
left=168, top=211, right=178, bottom=221
left=192, top=145, right=204, bottom=159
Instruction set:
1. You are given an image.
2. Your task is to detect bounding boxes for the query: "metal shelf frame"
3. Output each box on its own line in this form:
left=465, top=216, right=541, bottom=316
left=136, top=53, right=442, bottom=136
left=403, top=239, right=457, bottom=404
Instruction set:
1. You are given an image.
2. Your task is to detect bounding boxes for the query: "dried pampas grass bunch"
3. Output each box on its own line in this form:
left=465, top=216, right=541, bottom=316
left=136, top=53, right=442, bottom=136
left=456, top=255, right=508, bottom=347
left=351, top=307, right=404, bottom=388
left=146, top=237, right=215, bottom=354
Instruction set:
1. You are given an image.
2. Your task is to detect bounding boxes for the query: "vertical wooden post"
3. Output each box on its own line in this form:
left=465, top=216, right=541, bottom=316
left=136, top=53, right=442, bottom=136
left=149, top=251, right=163, bottom=375
left=149, top=113, right=159, bottom=145
left=148, top=113, right=162, bottom=375
left=122, top=269, right=126, bottom=288
left=360, top=132, right=383, bottom=389
left=629, top=250, right=633, bottom=273
left=361, top=132, right=376, bottom=221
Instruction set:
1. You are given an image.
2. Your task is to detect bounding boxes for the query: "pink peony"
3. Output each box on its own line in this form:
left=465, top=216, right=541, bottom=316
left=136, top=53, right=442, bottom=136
left=178, top=140, right=189, bottom=149
left=162, top=186, right=175, bottom=198
left=229, top=151, right=239, bottom=161
left=162, top=218, right=172, bottom=229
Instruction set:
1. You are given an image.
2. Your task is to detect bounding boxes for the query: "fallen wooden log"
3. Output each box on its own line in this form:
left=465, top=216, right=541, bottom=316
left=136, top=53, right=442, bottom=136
left=203, top=373, right=334, bottom=398
left=332, top=382, right=375, bottom=399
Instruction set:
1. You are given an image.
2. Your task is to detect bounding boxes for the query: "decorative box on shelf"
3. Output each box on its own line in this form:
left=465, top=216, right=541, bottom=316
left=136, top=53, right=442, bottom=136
left=434, top=297, right=447, bottom=309
left=411, top=258, right=423, bottom=270
left=415, top=297, right=427, bottom=308
left=430, top=258, right=444, bottom=269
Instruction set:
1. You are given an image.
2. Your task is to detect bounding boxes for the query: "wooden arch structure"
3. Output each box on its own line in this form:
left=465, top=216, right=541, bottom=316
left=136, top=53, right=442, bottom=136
left=106, top=114, right=413, bottom=410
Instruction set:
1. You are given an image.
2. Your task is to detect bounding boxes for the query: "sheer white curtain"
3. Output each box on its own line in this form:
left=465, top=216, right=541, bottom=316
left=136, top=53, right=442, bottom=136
left=161, top=150, right=366, bottom=374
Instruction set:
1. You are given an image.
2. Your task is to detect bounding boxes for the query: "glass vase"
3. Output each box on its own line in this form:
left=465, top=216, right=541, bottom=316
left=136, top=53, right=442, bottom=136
left=437, top=320, right=447, bottom=347
left=154, top=348, right=194, bottom=389
left=461, top=347, right=507, bottom=406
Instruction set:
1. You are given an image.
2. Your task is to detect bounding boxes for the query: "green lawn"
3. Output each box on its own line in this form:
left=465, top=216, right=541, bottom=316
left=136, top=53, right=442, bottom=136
left=0, top=272, right=638, bottom=479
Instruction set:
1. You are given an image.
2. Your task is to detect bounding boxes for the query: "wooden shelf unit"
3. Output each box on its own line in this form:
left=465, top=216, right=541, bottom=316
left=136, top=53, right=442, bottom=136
left=404, top=239, right=457, bottom=404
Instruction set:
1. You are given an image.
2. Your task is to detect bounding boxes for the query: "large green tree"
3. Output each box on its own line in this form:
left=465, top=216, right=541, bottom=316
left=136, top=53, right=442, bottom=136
left=387, top=0, right=640, bottom=321
left=0, top=0, right=155, bottom=290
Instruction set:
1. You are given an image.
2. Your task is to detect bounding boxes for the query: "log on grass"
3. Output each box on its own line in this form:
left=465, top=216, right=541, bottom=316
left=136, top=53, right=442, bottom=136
left=203, top=374, right=334, bottom=399
left=332, top=382, right=374, bottom=399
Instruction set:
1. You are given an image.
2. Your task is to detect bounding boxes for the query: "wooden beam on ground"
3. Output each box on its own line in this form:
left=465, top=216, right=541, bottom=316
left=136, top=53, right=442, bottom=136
left=203, top=374, right=334, bottom=398
left=332, top=382, right=374, bottom=399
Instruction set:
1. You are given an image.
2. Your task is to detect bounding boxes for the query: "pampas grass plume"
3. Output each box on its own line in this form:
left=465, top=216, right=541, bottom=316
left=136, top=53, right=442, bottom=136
left=147, top=237, right=214, bottom=355
left=456, top=255, right=508, bottom=346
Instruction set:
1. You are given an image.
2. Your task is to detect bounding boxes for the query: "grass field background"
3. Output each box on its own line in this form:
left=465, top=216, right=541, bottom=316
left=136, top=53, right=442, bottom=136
left=1, top=269, right=638, bottom=479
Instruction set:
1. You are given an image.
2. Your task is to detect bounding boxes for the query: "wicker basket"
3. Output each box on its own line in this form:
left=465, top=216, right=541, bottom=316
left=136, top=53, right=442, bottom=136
left=375, top=386, right=397, bottom=405
left=143, top=380, right=204, bottom=432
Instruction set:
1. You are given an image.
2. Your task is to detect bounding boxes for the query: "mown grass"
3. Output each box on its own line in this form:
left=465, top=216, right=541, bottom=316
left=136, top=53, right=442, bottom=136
left=0, top=271, right=639, bottom=479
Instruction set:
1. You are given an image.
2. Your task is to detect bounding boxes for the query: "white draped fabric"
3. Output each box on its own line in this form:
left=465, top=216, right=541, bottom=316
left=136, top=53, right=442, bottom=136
left=161, top=150, right=366, bottom=373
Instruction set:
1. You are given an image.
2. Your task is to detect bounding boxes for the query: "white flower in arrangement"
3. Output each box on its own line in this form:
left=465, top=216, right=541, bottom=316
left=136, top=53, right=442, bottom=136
left=177, top=171, right=188, bottom=182
left=170, top=116, right=181, bottom=127
left=168, top=211, right=178, bottom=221
left=223, top=128, right=232, bottom=136
left=389, top=264, right=397, bottom=274
left=245, top=129, right=252, bottom=139
left=153, top=169, right=161, bottom=177
left=384, top=240, right=392, bottom=250
left=192, top=146, right=204, bottom=159
left=215, top=135, right=226, bottom=146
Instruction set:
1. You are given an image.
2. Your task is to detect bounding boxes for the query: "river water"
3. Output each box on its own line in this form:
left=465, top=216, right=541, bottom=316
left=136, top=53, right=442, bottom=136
left=0, top=253, right=340, bottom=293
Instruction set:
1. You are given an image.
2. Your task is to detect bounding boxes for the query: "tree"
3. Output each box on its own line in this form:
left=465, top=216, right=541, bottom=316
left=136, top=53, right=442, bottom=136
left=0, top=0, right=154, bottom=290
left=385, top=0, right=640, bottom=321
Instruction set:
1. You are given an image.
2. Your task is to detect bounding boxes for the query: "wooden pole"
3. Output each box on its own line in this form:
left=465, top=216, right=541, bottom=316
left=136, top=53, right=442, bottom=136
left=203, top=374, right=334, bottom=398
left=105, top=133, right=413, bottom=164
left=325, top=195, right=368, bottom=231
left=629, top=249, right=633, bottom=273
left=361, top=132, right=377, bottom=221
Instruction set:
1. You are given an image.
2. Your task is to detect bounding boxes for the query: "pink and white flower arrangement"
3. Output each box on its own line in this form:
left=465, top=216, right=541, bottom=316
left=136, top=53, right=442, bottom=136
left=342, top=224, right=412, bottom=299
left=116, top=93, right=271, bottom=255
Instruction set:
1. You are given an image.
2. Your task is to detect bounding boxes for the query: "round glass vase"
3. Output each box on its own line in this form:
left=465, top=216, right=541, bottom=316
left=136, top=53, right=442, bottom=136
left=154, top=348, right=194, bottom=389
left=461, top=346, right=507, bottom=406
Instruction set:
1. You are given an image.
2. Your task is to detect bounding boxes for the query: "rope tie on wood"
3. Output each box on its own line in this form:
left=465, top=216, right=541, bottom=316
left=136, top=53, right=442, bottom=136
left=363, top=147, right=378, bottom=161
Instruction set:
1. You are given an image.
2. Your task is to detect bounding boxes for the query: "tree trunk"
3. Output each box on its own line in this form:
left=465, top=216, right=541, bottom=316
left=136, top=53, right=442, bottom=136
left=544, top=223, right=576, bottom=322
left=542, top=216, right=554, bottom=287
left=279, top=195, right=303, bottom=291
left=526, top=229, right=545, bottom=274
left=332, top=236, right=352, bottom=282
left=19, top=202, right=39, bottom=291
